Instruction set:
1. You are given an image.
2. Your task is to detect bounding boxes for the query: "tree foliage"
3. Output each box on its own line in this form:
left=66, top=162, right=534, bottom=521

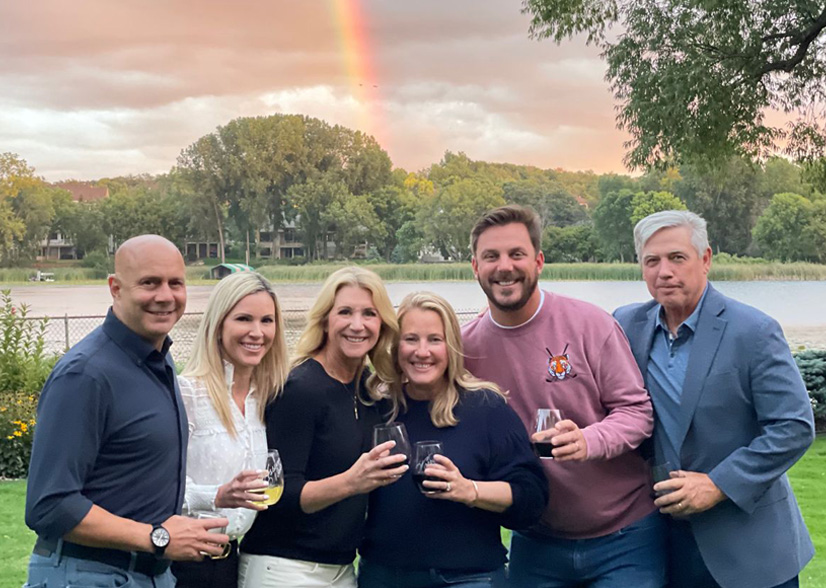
left=523, top=0, right=826, bottom=169
left=753, top=192, right=826, bottom=261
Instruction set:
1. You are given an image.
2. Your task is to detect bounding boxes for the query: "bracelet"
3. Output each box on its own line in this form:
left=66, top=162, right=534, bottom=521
left=469, top=480, right=480, bottom=507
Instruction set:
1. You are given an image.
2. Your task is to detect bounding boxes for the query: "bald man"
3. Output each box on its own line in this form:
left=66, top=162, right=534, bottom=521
left=25, top=236, right=228, bottom=588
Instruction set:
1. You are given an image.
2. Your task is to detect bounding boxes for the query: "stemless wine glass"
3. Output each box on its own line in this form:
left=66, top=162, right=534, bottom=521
left=196, top=512, right=230, bottom=560
left=253, top=449, right=284, bottom=506
left=413, top=440, right=444, bottom=494
left=651, top=461, right=675, bottom=497
left=533, top=408, right=564, bottom=460
left=373, top=422, right=412, bottom=468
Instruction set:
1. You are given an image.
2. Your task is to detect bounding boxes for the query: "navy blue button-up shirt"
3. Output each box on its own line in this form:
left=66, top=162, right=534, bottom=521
left=25, top=309, right=188, bottom=540
left=647, top=286, right=708, bottom=468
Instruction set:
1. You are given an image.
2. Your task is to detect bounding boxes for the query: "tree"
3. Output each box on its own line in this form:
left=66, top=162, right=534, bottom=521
left=289, top=176, right=351, bottom=261
left=503, top=180, right=588, bottom=227
left=419, top=178, right=505, bottom=260
left=0, top=153, right=63, bottom=264
left=592, top=189, right=636, bottom=262
left=523, top=1, right=826, bottom=169
left=752, top=193, right=817, bottom=261
left=630, top=191, right=686, bottom=226
left=674, top=158, right=765, bottom=254
left=542, top=224, right=600, bottom=262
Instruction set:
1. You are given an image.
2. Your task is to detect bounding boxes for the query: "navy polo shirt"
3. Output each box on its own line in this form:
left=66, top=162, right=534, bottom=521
left=25, top=309, right=188, bottom=541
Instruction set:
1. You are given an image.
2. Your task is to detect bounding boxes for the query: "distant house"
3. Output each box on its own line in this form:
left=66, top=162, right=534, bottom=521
left=54, top=182, right=110, bottom=203
left=39, top=182, right=111, bottom=260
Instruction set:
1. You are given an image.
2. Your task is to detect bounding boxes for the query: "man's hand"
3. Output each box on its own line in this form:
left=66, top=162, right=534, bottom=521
left=161, top=514, right=229, bottom=561
left=531, top=420, right=588, bottom=462
left=654, top=471, right=726, bottom=517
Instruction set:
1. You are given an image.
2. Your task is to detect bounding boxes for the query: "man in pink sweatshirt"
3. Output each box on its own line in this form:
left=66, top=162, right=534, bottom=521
left=462, top=205, right=665, bottom=588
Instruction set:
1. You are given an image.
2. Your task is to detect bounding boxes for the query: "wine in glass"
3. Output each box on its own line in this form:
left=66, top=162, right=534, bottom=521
left=412, top=440, right=445, bottom=494
left=253, top=449, right=284, bottom=506
left=373, top=422, right=412, bottom=469
left=651, top=461, right=675, bottom=497
left=533, top=408, right=564, bottom=459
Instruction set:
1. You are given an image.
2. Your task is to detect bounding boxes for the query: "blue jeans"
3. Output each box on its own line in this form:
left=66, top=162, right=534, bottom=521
left=509, top=510, right=667, bottom=588
left=667, top=519, right=799, bottom=588
left=357, top=558, right=507, bottom=588
left=25, top=551, right=175, bottom=588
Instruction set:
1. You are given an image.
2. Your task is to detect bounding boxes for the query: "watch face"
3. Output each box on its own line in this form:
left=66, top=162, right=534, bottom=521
left=151, top=526, right=171, bottom=548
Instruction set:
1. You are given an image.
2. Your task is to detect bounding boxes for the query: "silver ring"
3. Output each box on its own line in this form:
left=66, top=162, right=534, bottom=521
left=445, top=482, right=452, bottom=492
left=678, top=502, right=683, bottom=509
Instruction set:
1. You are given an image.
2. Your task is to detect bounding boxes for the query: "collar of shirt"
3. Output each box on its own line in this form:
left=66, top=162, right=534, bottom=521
left=654, top=284, right=709, bottom=342
left=102, top=308, right=173, bottom=364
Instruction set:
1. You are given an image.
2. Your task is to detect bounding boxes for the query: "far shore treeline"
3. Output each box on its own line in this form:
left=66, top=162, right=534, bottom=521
left=2, top=114, right=826, bottom=274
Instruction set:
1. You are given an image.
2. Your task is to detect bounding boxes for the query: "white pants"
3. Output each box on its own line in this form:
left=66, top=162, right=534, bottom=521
left=238, top=553, right=356, bottom=588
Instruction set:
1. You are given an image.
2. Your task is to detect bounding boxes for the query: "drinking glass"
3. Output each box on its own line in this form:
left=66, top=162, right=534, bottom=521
left=196, top=512, right=230, bottom=560
left=651, top=461, right=675, bottom=497
left=373, top=422, right=412, bottom=468
left=252, top=449, right=284, bottom=506
left=413, top=440, right=444, bottom=494
left=533, top=408, right=564, bottom=460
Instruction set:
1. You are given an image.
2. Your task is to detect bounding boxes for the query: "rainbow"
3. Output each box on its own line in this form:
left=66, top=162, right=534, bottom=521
left=329, top=0, right=387, bottom=150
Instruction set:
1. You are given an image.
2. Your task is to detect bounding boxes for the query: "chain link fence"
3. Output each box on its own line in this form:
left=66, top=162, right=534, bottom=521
left=32, top=310, right=482, bottom=366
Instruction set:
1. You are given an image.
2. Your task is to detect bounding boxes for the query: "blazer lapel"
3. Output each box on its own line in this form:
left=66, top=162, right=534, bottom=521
left=631, top=305, right=659, bottom=380
left=675, top=286, right=727, bottom=453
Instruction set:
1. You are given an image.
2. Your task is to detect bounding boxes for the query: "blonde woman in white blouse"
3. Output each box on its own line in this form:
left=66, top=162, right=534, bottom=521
left=173, top=271, right=289, bottom=588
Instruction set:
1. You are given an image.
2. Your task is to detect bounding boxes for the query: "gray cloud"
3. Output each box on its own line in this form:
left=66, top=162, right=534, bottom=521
left=0, top=0, right=628, bottom=180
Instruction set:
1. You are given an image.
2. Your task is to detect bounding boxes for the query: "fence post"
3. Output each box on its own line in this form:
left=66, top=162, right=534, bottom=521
left=64, top=314, right=70, bottom=351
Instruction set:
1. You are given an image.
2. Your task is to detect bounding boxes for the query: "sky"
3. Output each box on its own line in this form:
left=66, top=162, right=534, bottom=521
left=0, top=0, right=628, bottom=182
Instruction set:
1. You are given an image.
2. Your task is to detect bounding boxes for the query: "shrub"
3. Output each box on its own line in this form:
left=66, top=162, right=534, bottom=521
left=0, top=290, right=58, bottom=478
left=794, top=349, right=826, bottom=430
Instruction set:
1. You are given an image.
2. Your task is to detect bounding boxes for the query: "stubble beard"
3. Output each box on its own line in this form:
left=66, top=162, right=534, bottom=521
left=480, top=271, right=539, bottom=313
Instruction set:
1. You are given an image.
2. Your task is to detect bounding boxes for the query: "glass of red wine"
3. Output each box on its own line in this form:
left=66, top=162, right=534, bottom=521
left=533, top=408, right=564, bottom=460
left=373, top=422, right=412, bottom=470
left=412, top=440, right=445, bottom=494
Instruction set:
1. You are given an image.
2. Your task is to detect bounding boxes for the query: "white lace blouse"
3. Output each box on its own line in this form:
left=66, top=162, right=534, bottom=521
left=178, top=364, right=268, bottom=539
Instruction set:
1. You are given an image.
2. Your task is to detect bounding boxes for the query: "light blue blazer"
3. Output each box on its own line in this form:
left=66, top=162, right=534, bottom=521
left=614, top=284, right=815, bottom=588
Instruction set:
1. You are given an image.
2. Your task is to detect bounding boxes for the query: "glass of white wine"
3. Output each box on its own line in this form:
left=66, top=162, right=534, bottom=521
left=254, top=449, right=284, bottom=506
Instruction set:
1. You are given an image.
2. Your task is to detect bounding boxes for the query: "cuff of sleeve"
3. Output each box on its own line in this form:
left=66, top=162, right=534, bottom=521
left=707, top=468, right=750, bottom=514
left=43, top=496, right=94, bottom=540
left=184, top=485, right=220, bottom=513
left=580, top=426, right=605, bottom=461
left=278, top=478, right=307, bottom=516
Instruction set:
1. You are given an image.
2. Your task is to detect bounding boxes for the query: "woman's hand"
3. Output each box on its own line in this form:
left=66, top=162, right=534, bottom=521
left=422, top=455, right=477, bottom=506
left=214, top=469, right=269, bottom=511
left=344, top=440, right=409, bottom=495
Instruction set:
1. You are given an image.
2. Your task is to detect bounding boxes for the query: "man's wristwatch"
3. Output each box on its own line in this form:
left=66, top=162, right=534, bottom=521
left=150, top=524, right=171, bottom=557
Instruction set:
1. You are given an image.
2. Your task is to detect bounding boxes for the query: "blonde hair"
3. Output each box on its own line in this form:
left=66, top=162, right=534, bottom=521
left=387, top=292, right=503, bottom=427
left=292, top=266, right=398, bottom=401
left=183, top=272, right=289, bottom=436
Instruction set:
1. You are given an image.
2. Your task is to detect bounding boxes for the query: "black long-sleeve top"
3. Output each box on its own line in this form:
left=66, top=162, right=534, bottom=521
left=241, top=359, right=388, bottom=565
left=360, top=389, right=548, bottom=571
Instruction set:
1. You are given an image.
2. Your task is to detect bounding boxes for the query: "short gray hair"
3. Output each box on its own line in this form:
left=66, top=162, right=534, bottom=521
left=634, top=210, right=709, bottom=260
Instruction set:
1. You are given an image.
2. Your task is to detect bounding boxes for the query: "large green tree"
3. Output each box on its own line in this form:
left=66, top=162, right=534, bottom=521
left=523, top=0, right=826, bottom=169
left=752, top=192, right=823, bottom=260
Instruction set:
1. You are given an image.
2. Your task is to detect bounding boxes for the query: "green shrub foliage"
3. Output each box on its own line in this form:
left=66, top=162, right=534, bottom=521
left=0, top=290, right=57, bottom=478
left=795, top=349, right=826, bottom=429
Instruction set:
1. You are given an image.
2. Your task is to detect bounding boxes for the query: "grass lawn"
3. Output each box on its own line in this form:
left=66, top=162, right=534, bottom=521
left=2, top=437, right=825, bottom=587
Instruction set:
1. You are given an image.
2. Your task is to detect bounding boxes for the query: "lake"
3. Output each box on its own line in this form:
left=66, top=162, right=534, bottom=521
left=7, top=280, right=826, bottom=326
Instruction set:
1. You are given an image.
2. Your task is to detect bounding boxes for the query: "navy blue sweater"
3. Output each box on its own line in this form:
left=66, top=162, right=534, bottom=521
left=360, top=389, right=548, bottom=571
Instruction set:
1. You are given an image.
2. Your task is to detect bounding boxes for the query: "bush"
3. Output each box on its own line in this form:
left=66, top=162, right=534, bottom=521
left=0, top=290, right=58, bottom=478
left=794, top=349, right=826, bottom=430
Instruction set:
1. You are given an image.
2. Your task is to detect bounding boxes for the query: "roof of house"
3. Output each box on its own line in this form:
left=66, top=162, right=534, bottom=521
left=54, top=182, right=110, bottom=202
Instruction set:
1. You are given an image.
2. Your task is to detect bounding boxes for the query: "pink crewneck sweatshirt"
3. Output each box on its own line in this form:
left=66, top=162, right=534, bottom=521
left=462, top=291, right=656, bottom=539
